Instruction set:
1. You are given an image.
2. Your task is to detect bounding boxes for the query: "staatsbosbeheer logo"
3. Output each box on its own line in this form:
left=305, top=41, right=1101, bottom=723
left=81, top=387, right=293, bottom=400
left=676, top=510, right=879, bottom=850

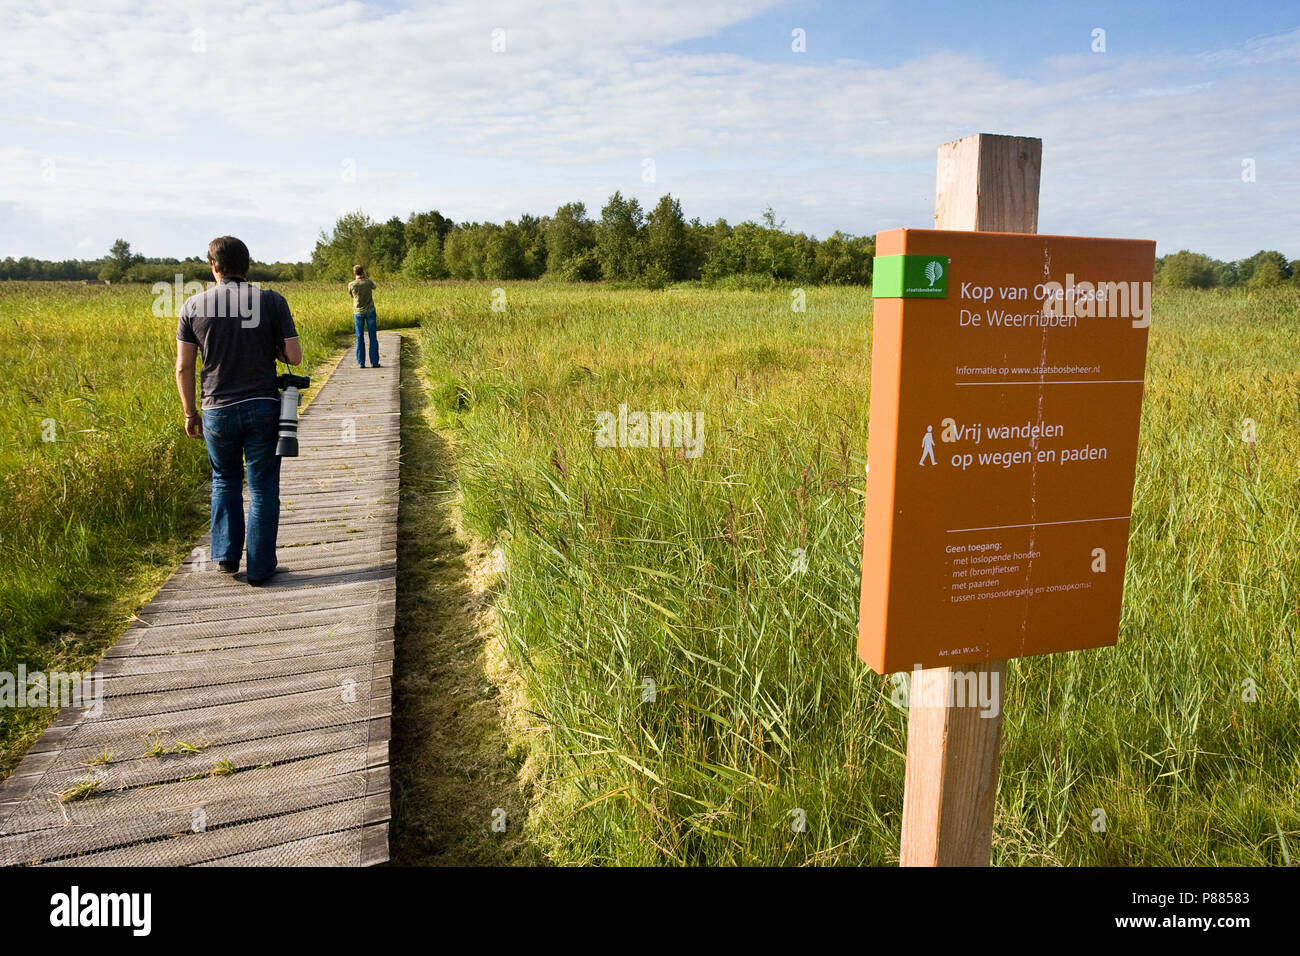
left=872, top=254, right=949, bottom=298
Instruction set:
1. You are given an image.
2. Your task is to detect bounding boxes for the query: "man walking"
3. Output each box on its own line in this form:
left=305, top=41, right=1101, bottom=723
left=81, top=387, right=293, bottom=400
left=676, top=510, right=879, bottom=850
left=348, top=264, right=380, bottom=368
left=175, top=236, right=302, bottom=585
left=919, top=424, right=937, bottom=465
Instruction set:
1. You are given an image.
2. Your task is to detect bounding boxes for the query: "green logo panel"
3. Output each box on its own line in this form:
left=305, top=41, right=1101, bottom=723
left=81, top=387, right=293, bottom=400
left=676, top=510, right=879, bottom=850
left=873, top=254, right=949, bottom=298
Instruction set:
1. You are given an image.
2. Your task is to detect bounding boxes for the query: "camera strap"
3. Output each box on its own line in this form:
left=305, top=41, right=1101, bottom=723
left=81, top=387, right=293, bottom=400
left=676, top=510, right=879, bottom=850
left=269, top=288, right=287, bottom=369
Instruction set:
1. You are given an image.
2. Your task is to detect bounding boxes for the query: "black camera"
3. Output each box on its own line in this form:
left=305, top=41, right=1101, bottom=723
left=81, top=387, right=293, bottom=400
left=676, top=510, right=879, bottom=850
left=275, top=373, right=310, bottom=457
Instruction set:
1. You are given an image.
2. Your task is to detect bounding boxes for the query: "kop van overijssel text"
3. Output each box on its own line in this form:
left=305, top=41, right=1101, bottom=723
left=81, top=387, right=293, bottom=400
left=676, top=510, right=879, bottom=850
left=958, top=274, right=1151, bottom=328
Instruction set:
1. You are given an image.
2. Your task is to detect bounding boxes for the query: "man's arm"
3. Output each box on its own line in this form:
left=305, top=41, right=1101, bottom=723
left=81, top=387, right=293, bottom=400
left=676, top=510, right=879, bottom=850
left=275, top=294, right=303, bottom=365
left=175, top=340, right=202, bottom=438
left=279, top=337, right=303, bottom=365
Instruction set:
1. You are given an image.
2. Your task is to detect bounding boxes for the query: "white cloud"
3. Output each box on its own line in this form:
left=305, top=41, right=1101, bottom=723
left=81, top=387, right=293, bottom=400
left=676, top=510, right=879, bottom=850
left=0, top=2, right=1295, bottom=260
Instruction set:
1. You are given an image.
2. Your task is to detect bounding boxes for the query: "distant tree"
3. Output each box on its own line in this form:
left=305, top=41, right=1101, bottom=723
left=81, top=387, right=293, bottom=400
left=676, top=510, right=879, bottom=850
left=371, top=216, right=407, bottom=276
left=1238, top=249, right=1291, bottom=288
left=484, top=222, right=527, bottom=279
left=443, top=227, right=485, bottom=280
left=180, top=258, right=215, bottom=282
left=126, top=262, right=179, bottom=283
left=312, top=211, right=377, bottom=281
left=1209, top=258, right=1238, bottom=288
left=561, top=250, right=602, bottom=282
left=1247, top=259, right=1286, bottom=288
left=700, top=221, right=751, bottom=283
left=694, top=218, right=732, bottom=269
left=99, top=238, right=140, bottom=282
left=546, top=202, right=597, bottom=278
left=404, top=210, right=453, bottom=251
left=815, top=232, right=874, bottom=285
left=402, top=236, right=447, bottom=280
left=109, top=239, right=138, bottom=269
left=517, top=213, right=549, bottom=278
left=464, top=225, right=494, bottom=279
left=596, top=191, right=646, bottom=281
left=1156, top=250, right=1219, bottom=289
left=645, top=194, right=696, bottom=281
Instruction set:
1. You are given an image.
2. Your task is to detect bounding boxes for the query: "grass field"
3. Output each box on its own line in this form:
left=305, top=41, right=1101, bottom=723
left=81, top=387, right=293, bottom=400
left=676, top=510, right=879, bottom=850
left=419, top=282, right=1300, bottom=865
left=2, top=279, right=1297, bottom=865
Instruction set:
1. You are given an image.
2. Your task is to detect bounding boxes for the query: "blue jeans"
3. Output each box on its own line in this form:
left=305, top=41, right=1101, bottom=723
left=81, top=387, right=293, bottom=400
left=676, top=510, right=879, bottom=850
left=202, top=399, right=282, bottom=580
left=354, top=309, right=379, bottom=366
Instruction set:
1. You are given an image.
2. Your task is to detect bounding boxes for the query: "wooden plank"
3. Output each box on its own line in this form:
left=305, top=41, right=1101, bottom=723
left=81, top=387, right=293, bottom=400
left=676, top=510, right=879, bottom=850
left=934, top=133, right=1041, bottom=233
left=104, top=601, right=396, bottom=649
left=197, top=829, right=361, bottom=867
left=28, top=675, right=391, bottom=750
left=104, top=622, right=391, bottom=659
left=274, top=510, right=398, bottom=529
left=1, top=758, right=386, bottom=863
left=138, top=585, right=394, bottom=626
left=1, top=723, right=388, bottom=832
left=358, top=822, right=390, bottom=867
left=99, top=637, right=391, bottom=684
left=43, top=800, right=372, bottom=867
left=899, top=136, right=1035, bottom=867
left=144, top=569, right=394, bottom=611
left=2, top=720, right=389, bottom=828
left=279, top=495, right=400, bottom=510
left=98, top=661, right=394, bottom=716
left=160, top=549, right=397, bottom=587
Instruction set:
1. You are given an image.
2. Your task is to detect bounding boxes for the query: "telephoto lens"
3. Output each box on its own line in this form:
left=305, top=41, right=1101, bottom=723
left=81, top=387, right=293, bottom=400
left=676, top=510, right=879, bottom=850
left=275, top=373, right=311, bottom=457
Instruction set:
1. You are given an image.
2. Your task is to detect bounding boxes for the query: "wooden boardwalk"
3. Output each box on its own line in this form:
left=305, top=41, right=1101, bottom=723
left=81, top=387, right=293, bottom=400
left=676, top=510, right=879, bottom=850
left=0, top=333, right=401, bottom=866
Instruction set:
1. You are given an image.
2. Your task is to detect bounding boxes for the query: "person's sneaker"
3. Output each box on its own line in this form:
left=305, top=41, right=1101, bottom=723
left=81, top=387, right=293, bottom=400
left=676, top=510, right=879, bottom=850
left=247, top=565, right=282, bottom=586
left=218, top=560, right=239, bottom=573
left=372, top=363, right=381, bottom=367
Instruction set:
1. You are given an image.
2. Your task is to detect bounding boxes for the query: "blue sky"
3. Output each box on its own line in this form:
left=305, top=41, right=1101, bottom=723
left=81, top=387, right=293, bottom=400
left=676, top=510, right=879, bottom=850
left=1, top=0, right=1296, bottom=262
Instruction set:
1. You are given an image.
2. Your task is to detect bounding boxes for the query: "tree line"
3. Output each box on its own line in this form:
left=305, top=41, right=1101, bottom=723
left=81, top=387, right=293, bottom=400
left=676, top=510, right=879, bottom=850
left=309, top=194, right=877, bottom=287
left=1153, top=249, right=1296, bottom=289
left=0, top=239, right=306, bottom=283
left=2, top=208, right=1295, bottom=290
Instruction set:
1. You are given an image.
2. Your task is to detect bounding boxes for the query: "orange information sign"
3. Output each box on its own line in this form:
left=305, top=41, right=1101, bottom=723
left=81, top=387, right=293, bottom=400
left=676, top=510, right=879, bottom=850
left=858, top=228, right=1155, bottom=674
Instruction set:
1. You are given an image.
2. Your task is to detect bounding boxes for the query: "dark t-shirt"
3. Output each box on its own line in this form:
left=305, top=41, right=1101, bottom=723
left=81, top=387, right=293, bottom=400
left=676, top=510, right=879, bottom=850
left=176, top=280, right=298, bottom=409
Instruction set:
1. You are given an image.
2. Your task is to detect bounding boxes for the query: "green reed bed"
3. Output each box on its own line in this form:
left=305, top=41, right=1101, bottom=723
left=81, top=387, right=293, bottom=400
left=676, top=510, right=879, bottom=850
left=420, top=283, right=1300, bottom=865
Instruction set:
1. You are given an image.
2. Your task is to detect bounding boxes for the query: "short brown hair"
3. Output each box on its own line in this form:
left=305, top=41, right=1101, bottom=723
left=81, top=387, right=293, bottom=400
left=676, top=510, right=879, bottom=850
left=208, top=236, right=250, bottom=278
left=353, top=264, right=366, bottom=276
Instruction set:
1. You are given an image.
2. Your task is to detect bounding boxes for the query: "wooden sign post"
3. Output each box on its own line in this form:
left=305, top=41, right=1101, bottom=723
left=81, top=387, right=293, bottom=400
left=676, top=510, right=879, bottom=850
left=858, top=134, right=1155, bottom=865
left=908, top=134, right=1035, bottom=868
